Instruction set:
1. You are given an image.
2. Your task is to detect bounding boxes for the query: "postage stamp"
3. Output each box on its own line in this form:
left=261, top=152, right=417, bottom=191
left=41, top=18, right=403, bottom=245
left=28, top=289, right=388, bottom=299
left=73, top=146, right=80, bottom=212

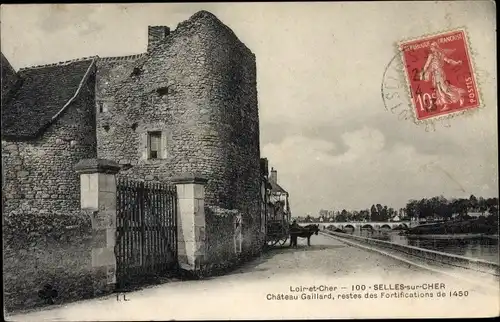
left=399, top=29, right=481, bottom=121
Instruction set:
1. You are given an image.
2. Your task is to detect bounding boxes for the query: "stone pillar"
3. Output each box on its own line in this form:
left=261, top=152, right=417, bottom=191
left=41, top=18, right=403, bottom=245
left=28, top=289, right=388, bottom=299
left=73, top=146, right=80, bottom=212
left=75, top=158, right=120, bottom=294
left=171, top=174, right=208, bottom=272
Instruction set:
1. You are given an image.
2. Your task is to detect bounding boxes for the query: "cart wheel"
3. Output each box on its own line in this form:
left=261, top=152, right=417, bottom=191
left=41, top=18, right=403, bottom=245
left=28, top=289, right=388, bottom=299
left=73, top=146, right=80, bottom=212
left=267, top=239, right=277, bottom=246
left=278, top=237, right=288, bottom=246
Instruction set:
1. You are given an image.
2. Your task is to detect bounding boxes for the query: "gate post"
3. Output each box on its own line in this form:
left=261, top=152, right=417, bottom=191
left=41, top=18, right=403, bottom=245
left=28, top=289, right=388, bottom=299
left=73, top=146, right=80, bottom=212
left=171, top=174, right=208, bottom=273
left=75, top=158, right=120, bottom=294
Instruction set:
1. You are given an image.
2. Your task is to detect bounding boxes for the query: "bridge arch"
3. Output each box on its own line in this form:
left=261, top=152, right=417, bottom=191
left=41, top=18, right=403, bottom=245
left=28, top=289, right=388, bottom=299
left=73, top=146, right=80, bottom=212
left=344, top=224, right=355, bottom=231
left=361, top=224, right=374, bottom=230
left=381, top=224, right=391, bottom=230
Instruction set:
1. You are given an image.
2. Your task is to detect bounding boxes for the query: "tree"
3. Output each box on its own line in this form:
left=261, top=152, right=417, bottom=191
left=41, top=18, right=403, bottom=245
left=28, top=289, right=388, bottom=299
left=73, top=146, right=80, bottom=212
left=435, top=196, right=452, bottom=221
left=351, top=210, right=361, bottom=222
left=388, top=207, right=395, bottom=220
left=361, top=209, right=370, bottom=222
left=469, top=195, right=478, bottom=212
left=486, top=198, right=499, bottom=216
left=415, top=198, right=429, bottom=220
left=380, top=205, right=389, bottom=222
left=405, top=201, right=419, bottom=221
left=376, top=204, right=383, bottom=218
left=478, top=197, right=487, bottom=215
left=370, top=205, right=378, bottom=221
left=336, top=209, right=349, bottom=222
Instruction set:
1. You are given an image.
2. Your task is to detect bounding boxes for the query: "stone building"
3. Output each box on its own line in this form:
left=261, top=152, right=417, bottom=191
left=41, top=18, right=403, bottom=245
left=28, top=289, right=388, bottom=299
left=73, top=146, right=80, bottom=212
left=2, top=11, right=262, bottom=310
left=267, top=167, right=291, bottom=222
left=2, top=57, right=98, bottom=218
left=95, top=11, right=261, bottom=251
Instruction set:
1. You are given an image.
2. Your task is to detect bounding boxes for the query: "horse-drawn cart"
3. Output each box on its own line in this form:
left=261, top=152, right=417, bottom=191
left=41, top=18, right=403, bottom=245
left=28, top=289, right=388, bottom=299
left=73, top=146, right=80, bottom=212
left=266, top=218, right=290, bottom=246
left=265, top=199, right=291, bottom=247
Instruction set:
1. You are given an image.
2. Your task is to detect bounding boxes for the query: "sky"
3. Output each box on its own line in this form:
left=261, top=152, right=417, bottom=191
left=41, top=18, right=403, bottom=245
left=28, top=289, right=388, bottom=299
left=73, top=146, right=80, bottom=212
left=1, top=2, right=497, bottom=216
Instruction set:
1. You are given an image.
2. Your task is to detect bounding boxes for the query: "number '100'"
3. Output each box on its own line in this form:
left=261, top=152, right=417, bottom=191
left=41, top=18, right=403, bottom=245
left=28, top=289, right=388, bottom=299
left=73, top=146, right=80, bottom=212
left=416, top=93, right=435, bottom=112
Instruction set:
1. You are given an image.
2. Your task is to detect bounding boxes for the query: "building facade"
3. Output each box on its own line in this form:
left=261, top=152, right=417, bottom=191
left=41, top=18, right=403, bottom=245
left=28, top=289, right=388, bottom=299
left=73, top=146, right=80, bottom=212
left=2, top=11, right=263, bottom=307
left=266, top=167, right=291, bottom=222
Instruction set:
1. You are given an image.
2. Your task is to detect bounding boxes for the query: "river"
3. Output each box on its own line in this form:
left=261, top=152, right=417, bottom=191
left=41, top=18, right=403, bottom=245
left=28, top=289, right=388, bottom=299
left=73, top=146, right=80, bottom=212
left=346, top=228, right=499, bottom=264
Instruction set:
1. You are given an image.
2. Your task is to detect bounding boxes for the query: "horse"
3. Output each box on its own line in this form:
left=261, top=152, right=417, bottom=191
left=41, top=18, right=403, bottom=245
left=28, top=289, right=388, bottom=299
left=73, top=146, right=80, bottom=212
left=289, top=224, right=320, bottom=247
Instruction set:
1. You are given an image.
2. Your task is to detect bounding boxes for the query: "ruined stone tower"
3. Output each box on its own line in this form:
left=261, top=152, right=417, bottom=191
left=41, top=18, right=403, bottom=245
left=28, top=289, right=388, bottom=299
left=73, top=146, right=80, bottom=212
left=95, top=11, right=261, bottom=253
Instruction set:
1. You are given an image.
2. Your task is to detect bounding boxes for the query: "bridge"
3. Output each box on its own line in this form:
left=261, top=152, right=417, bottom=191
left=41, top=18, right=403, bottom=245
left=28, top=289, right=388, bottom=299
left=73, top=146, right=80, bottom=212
left=298, top=221, right=419, bottom=230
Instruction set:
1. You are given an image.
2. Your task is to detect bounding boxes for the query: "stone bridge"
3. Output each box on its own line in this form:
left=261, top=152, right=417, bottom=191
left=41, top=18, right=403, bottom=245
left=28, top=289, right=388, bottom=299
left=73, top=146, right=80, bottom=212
left=299, top=221, right=418, bottom=231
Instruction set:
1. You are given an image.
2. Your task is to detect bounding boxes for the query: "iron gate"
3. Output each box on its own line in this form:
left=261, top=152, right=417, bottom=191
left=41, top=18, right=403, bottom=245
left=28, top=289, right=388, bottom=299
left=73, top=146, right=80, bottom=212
left=115, top=178, right=178, bottom=288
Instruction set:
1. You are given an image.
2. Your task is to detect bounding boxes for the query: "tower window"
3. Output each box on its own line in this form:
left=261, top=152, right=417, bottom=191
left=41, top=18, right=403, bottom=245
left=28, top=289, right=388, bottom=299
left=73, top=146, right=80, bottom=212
left=156, top=86, right=170, bottom=96
left=148, top=131, right=162, bottom=159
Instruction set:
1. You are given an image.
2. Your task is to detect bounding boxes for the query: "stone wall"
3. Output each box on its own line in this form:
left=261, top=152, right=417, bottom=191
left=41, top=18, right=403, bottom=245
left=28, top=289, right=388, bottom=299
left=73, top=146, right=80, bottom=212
left=204, top=206, right=241, bottom=274
left=2, top=69, right=97, bottom=215
left=96, top=11, right=261, bottom=256
left=2, top=212, right=95, bottom=311
left=2, top=69, right=98, bottom=312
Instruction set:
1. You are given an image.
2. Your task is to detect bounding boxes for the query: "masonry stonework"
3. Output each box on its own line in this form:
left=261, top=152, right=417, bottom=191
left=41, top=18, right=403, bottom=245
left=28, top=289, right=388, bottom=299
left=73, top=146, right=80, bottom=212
left=2, top=61, right=99, bottom=311
left=2, top=66, right=97, bottom=216
left=96, top=11, right=261, bottom=257
left=2, top=10, right=263, bottom=311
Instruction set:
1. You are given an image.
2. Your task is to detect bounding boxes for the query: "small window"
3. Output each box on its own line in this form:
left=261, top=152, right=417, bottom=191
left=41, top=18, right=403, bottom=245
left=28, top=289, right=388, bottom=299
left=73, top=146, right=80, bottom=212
left=98, top=102, right=109, bottom=113
left=131, top=67, right=142, bottom=77
left=156, top=86, right=170, bottom=96
left=148, top=131, right=162, bottom=159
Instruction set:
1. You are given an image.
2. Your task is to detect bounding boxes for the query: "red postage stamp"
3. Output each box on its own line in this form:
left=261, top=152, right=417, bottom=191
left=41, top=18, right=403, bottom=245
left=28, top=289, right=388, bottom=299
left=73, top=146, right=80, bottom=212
left=399, top=29, right=480, bottom=121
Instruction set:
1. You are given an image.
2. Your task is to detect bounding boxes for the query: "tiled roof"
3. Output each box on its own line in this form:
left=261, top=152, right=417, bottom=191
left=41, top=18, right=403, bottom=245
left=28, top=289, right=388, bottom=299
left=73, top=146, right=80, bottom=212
left=1, top=57, right=96, bottom=140
left=270, top=180, right=288, bottom=194
left=1, top=52, right=19, bottom=104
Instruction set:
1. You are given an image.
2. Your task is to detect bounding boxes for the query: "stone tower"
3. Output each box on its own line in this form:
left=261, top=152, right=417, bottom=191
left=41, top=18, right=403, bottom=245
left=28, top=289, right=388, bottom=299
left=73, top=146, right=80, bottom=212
left=95, top=11, right=261, bottom=253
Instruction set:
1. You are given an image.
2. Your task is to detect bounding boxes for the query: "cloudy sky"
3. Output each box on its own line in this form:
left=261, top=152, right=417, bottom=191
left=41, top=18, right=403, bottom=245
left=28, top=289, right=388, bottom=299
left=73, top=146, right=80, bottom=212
left=1, top=2, right=497, bottom=216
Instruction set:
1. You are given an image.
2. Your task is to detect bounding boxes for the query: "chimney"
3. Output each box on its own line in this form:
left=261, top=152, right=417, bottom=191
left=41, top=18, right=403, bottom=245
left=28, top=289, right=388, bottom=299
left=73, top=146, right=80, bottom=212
left=148, top=26, right=170, bottom=52
left=270, top=167, right=277, bottom=184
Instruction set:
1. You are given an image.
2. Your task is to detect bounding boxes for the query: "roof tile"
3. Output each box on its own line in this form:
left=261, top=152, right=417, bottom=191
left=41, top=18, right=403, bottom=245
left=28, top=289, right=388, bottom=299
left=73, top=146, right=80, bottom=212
left=2, top=58, right=95, bottom=139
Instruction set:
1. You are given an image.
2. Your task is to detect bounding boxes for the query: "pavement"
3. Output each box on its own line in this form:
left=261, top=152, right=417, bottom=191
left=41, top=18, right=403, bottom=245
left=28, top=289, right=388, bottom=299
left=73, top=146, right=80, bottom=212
left=5, top=234, right=500, bottom=320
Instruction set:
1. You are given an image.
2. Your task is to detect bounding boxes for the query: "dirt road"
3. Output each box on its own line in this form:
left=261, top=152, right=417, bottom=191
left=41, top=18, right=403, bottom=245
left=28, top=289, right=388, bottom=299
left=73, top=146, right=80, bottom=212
left=6, top=234, right=499, bottom=320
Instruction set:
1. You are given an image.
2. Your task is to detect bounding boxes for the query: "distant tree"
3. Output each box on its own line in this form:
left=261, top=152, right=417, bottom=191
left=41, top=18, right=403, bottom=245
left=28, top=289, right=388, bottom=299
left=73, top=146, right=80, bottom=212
left=351, top=210, right=361, bottom=222
left=376, top=204, right=383, bottom=220
left=388, top=207, right=395, bottom=220
left=478, top=197, right=487, bottom=215
left=405, top=200, right=419, bottom=221
left=379, top=205, right=389, bottom=222
left=361, top=209, right=370, bottom=222
left=469, top=195, right=478, bottom=212
left=370, top=205, right=378, bottom=221
left=336, top=209, right=348, bottom=222
left=435, top=196, right=452, bottom=221
left=486, top=198, right=499, bottom=216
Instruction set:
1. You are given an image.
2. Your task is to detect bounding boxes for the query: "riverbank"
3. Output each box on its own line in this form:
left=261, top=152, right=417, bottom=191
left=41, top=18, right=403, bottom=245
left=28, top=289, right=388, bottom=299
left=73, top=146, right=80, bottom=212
left=407, top=217, right=499, bottom=235
left=322, top=231, right=500, bottom=278
left=341, top=228, right=499, bottom=263
left=405, top=234, right=499, bottom=240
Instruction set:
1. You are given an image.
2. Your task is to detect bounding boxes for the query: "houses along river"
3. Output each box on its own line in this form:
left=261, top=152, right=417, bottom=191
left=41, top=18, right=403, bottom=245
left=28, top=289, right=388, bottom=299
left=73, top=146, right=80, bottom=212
left=347, top=228, right=499, bottom=264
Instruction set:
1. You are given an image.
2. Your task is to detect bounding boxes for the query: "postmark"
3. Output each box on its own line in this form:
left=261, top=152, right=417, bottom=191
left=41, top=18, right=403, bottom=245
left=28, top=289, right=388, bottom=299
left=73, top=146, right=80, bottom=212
left=399, top=29, right=481, bottom=122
